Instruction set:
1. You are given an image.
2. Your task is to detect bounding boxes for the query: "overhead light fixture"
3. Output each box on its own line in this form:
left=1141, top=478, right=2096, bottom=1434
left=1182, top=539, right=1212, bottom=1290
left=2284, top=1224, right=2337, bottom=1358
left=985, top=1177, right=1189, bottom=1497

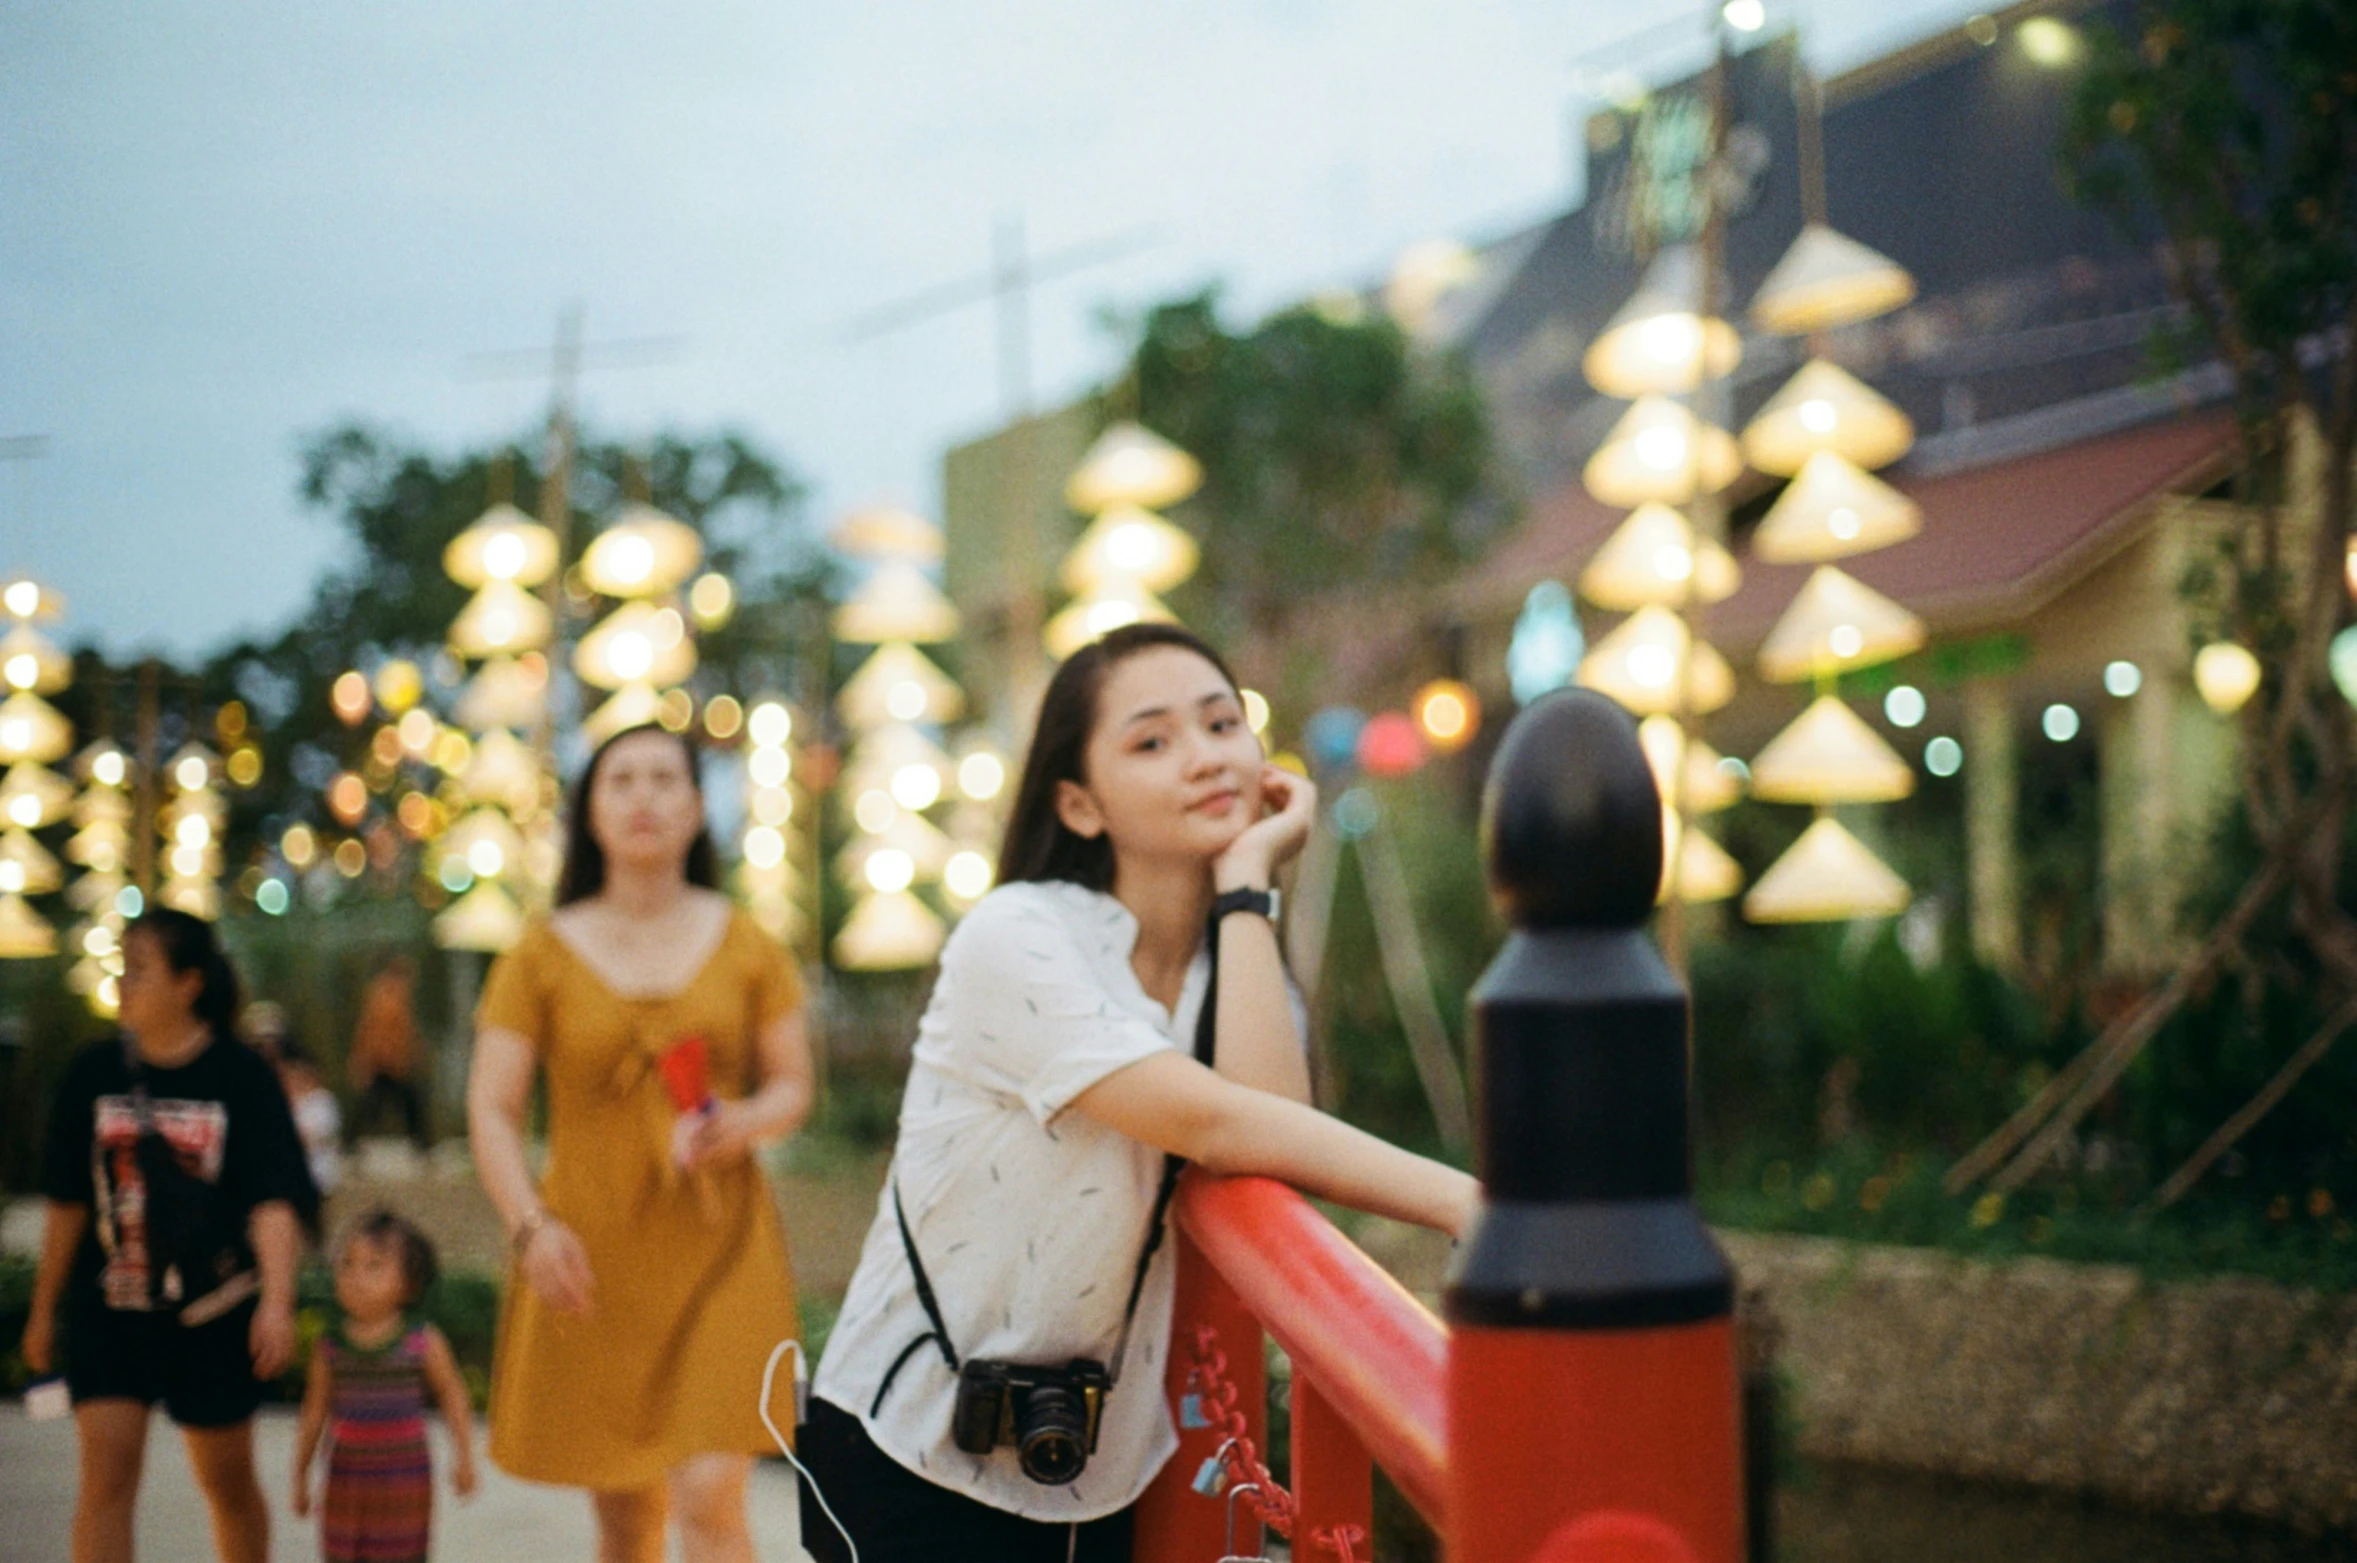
left=1749, top=222, right=1917, bottom=335
left=830, top=507, right=945, bottom=562
left=1752, top=451, right=1921, bottom=563
left=2193, top=642, right=2261, bottom=715
left=1756, top=566, right=1925, bottom=683
left=1064, top=423, right=1204, bottom=515
left=1741, top=359, right=1915, bottom=475
left=1582, top=246, right=1742, bottom=397
left=1578, top=503, right=1742, bottom=611
left=832, top=559, right=963, bottom=645
left=444, top=503, right=559, bottom=589
left=580, top=504, right=702, bottom=598
left=1582, top=397, right=1743, bottom=507
left=1577, top=606, right=1736, bottom=717
left=1743, top=816, right=1910, bottom=923
left=1060, top=505, right=1201, bottom=596
left=1749, top=695, right=1915, bottom=803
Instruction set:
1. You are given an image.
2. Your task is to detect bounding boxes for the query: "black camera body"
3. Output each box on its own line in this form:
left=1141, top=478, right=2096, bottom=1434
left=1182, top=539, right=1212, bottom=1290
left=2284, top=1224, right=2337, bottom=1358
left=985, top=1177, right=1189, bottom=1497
left=950, top=1357, right=1110, bottom=1485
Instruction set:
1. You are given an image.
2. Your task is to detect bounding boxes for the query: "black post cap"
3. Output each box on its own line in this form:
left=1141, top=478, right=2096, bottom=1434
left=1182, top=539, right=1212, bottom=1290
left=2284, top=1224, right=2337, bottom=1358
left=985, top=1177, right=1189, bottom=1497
left=1480, top=689, right=1662, bottom=931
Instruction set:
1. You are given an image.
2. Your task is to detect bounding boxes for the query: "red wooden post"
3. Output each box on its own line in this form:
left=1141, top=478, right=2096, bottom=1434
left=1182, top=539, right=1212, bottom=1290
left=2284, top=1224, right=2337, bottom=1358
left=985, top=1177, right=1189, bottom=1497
left=1290, top=1367, right=1373, bottom=1556
left=1131, top=1226, right=1263, bottom=1563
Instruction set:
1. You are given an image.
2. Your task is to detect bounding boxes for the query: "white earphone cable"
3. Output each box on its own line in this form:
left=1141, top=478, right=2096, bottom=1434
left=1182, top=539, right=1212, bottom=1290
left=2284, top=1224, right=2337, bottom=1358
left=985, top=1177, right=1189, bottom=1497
left=761, top=1339, right=857, bottom=1563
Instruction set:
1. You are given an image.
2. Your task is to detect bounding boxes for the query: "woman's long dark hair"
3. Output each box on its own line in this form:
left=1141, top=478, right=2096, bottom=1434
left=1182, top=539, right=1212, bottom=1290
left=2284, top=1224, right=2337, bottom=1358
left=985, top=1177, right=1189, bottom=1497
left=126, top=906, right=242, bottom=1038
left=556, top=723, right=721, bottom=906
left=997, top=623, right=1244, bottom=892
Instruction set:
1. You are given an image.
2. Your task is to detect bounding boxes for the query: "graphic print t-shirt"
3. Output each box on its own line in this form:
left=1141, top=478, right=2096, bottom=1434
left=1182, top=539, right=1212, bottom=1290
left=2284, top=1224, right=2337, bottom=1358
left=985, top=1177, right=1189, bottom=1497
left=40, top=1036, right=311, bottom=1315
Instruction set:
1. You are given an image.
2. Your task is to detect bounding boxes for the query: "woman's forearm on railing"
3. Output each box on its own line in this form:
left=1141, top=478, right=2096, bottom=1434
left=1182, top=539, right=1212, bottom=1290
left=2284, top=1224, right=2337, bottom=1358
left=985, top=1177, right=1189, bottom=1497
left=1202, top=1088, right=1478, bottom=1236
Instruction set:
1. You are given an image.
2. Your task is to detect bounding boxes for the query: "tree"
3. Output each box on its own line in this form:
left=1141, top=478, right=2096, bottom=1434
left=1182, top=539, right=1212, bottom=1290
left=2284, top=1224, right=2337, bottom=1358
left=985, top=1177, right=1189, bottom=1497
left=1118, top=290, right=1500, bottom=661
left=1947, top=0, right=2357, bottom=1200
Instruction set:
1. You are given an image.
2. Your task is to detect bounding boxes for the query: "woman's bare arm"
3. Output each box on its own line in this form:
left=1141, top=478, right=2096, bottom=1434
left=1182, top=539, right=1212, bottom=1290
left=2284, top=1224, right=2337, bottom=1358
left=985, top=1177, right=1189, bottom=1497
left=19, top=1202, right=86, bottom=1374
left=467, top=1025, right=593, bottom=1314
left=1071, top=1052, right=1476, bottom=1236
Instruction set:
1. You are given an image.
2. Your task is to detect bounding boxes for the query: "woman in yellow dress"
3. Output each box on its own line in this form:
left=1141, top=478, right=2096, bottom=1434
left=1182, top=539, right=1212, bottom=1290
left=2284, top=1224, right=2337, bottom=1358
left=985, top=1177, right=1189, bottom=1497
left=467, top=723, right=813, bottom=1563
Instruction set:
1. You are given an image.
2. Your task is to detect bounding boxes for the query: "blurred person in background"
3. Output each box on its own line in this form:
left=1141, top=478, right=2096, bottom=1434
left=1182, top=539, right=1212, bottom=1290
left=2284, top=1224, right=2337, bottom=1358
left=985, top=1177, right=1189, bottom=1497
left=247, top=1001, right=344, bottom=1200
left=348, top=955, right=427, bottom=1148
left=20, top=908, right=312, bottom=1563
left=467, top=723, right=814, bottom=1563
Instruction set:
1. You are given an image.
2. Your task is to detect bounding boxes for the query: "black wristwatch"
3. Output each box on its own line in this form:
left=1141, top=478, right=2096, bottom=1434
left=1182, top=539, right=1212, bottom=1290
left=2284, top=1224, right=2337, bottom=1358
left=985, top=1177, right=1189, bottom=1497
left=1211, top=886, right=1281, bottom=924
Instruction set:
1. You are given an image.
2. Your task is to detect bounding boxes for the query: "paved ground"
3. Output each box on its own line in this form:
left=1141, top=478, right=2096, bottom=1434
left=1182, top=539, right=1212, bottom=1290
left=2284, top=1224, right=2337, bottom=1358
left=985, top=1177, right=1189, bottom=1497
left=0, top=1404, right=814, bottom=1562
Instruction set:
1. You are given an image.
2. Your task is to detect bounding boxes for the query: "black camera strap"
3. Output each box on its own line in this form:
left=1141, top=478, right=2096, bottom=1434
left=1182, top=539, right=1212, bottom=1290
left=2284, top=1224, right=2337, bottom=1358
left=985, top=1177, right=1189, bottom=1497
left=877, top=911, right=1223, bottom=1416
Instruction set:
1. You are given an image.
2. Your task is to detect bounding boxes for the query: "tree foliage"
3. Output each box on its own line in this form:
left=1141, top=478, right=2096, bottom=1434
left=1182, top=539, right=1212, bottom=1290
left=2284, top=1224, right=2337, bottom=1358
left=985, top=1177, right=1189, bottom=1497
left=1118, top=290, right=1499, bottom=645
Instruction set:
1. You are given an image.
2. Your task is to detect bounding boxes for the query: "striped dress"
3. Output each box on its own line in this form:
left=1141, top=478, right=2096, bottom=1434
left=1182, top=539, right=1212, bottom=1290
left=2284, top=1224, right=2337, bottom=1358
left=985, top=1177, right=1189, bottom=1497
left=322, top=1325, right=435, bottom=1563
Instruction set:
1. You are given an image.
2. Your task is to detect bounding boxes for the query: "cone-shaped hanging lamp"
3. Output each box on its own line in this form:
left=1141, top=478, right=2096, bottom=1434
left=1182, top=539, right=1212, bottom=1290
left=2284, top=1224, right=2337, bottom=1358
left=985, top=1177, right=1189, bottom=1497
left=1749, top=695, right=1915, bottom=804
left=1743, top=815, right=1911, bottom=923
left=832, top=560, right=962, bottom=645
left=0, top=576, right=64, bottom=623
left=450, top=581, right=554, bottom=659
left=1064, top=423, right=1203, bottom=515
left=0, top=693, right=72, bottom=764
left=575, top=602, right=696, bottom=691
left=842, top=724, right=956, bottom=800
left=0, top=892, right=56, bottom=957
left=1579, top=503, right=1741, bottom=611
left=433, top=881, right=526, bottom=952
left=833, top=889, right=946, bottom=970
left=1749, top=222, right=1917, bottom=335
left=0, top=761, right=75, bottom=828
left=839, top=644, right=965, bottom=730
left=1577, top=606, right=1736, bottom=717
left=1637, top=716, right=1743, bottom=814
left=1061, top=505, right=1201, bottom=595
left=830, top=507, right=944, bottom=563
left=456, top=656, right=547, bottom=731
left=1583, top=397, right=1744, bottom=507
left=1658, top=807, right=1743, bottom=905
left=1757, top=567, right=1925, bottom=684
left=439, top=808, right=528, bottom=882
left=1043, top=579, right=1181, bottom=661
left=835, top=808, right=955, bottom=884
left=0, top=624, right=71, bottom=695
left=582, top=683, right=666, bottom=743
left=1754, top=451, right=1921, bottom=564
left=444, top=503, right=559, bottom=589
left=1583, top=246, right=1743, bottom=397
left=581, top=504, right=702, bottom=598
left=460, top=730, right=543, bottom=815
left=0, top=827, right=63, bottom=894
left=1741, top=359, right=1915, bottom=476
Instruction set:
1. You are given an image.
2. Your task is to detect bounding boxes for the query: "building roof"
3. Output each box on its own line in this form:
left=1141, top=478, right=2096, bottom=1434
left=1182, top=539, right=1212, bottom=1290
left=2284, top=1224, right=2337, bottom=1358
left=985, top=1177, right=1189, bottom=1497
left=1453, top=412, right=2238, bottom=649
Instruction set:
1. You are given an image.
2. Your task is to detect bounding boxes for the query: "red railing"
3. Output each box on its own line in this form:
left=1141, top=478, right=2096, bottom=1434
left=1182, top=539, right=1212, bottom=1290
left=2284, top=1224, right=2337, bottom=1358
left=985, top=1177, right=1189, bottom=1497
left=1132, top=1172, right=1446, bottom=1562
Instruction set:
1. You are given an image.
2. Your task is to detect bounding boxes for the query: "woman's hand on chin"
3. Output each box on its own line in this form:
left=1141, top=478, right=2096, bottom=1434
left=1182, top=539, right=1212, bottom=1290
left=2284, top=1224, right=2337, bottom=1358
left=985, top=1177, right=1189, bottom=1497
left=1214, top=765, right=1318, bottom=891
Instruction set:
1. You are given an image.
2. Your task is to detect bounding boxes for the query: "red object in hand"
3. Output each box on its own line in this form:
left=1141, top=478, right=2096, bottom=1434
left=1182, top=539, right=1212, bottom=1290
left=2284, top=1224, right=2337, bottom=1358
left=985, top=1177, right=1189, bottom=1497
left=657, top=1035, right=712, bottom=1113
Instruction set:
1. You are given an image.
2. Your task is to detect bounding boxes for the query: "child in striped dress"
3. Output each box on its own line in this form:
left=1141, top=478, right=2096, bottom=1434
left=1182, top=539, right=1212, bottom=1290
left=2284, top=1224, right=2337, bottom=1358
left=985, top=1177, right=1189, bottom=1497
left=293, top=1211, right=478, bottom=1563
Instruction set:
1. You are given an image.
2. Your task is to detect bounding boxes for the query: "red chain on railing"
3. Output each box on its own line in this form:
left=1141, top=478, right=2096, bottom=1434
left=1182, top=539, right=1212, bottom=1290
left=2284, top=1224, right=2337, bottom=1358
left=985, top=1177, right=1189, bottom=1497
left=1185, top=1325, right=1368, bottom=1561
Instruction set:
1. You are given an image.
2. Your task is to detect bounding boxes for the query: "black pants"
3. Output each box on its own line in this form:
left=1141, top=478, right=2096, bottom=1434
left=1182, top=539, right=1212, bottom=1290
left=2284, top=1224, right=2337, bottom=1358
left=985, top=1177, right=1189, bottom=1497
left=350, top=1076, right=426, bottom=1146
left=797, top=1396, right=1136, bottom=1563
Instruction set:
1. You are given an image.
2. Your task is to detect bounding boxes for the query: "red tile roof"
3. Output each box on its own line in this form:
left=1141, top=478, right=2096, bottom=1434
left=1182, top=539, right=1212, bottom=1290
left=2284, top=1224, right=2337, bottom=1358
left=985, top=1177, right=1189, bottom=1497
left=1457, top=414, right=2238, bottom=650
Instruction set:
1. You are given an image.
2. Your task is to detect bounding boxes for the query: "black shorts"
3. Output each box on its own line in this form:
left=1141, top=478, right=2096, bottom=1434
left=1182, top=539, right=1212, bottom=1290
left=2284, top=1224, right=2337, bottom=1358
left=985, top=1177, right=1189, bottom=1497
left=797, top=1396, right=1136, bottom=1563
left=62, top=1295, right=264, bottom=1429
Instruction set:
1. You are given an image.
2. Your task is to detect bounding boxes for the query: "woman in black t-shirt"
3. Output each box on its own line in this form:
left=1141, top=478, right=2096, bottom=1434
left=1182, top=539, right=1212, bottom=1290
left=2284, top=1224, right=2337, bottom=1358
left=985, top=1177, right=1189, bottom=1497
left=20, top=909, right=311, bottom=1563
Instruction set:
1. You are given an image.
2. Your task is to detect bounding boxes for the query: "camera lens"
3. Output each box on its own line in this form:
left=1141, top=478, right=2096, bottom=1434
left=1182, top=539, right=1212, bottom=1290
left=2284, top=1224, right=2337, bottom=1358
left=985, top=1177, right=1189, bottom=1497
left=1017, top=1386, right=1090, bottom=1485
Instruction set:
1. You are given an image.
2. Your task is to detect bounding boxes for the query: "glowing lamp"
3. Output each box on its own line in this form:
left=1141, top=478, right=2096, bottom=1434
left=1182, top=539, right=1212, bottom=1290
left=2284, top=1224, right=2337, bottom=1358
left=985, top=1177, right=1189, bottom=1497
left=444, top=504, right=558, bottom=589
left=833, top=890, right=945, bottom=970
left=1582, top=397, right=1743, bottom=507
left=582, top=683, right=665, bottom=743
left=838, top=643, right=964, bottom=730
left=450, top=580, right=554, bottom=659
left=460, top=730, right=543, bottom=815
left=0, top=577, right=62, bottom=622
left=0, top=892, right=56, bottom=958
left=0, top=761, right=74, bottom=828
left=0, top=827, right=62, bottom=894
left=576, top=601, right=696, bottom=691
left=1576, top=607, right=1736, bottom=717
left=0, top=693, right=71, bottom=764
left=1743, top=815, right=1910, bottom=923
left=1749, top=222, right=1917, bottom=335
left=944, top=850, right=995, bottom=903
left=1756, top=567, right=1924, bottom=683
left=2194, top=642, right=2262, bottom=715
left=456, top=656, right=547, bottom=732
left=1043, top=580, right=1180, bottom=661
left=1061, top=506, right=1201, bottom=595
left=832, top=559, right=962, bottom=645
left=1064, top=423, right=1203, bottom=515
left=433, top=881, right=526, bottom=952
left=1637, top=716, right=1742, bottom=814
left=830, top=507, right=945, bottom=563
left=1658, top=808, right=1743, bottom=906
left=440, top=809, right=525, bottom=884
left=1578, top=503, right=1740, bottom=611
left=1741, top=359, right=1915, bottom=476
left=0, top=625, right=69, bottom=694
left=1413, top=680, right=1481, bottom=754
left=1753, top=451, right=1922, bottom=564
left=581, top=505, right=702, bottom=597
left=1581, top=246, right=1741, bottom=397
left=1356, top=712, right=1426, bottom=777
left=957, top=749, right=1007, bottom=802
left=1748, top=695, right=1915, bottom=804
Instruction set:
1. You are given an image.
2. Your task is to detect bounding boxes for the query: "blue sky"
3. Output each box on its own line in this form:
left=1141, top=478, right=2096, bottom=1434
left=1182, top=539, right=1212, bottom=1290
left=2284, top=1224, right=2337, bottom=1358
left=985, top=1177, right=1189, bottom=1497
left=1, top=0, right=1983, bottom=658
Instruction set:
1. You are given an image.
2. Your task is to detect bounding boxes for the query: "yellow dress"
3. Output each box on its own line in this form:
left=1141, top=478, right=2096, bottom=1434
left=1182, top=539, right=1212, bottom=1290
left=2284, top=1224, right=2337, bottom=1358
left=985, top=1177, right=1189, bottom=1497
left=477, top=908, right=803, bottom=1488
